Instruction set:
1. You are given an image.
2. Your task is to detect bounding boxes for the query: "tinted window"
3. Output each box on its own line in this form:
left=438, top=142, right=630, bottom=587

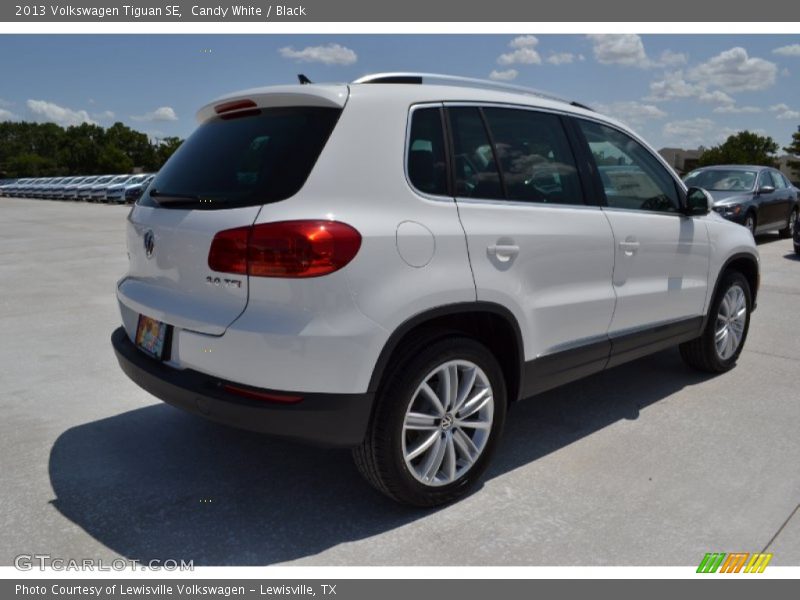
left=449, top=107, right=503, bottom=200
left=139, top=107, right=341, bottom=209
left=684, top=169, right=757, bottom=191
left=407, top=107, right=448, bottom=196
left=578, top=119, right=680, bottom=213
left=758, top=170, right=773, bottom=190
left=483, top=108, right=583, bottom=204
left=769, top=170, right=787, bottom=189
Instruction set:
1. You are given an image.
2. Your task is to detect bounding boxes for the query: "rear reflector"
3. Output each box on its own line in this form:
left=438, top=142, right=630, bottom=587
left=208, top=220, right=361, bottom=278
left=223, top=384, right=303, bottom=404
left=214, top=99, right=257, bottom=114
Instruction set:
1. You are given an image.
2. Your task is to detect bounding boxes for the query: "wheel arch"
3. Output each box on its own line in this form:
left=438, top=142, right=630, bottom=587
left=367, top=302, right=525, bottom=403
left=704, top=252, right=760, bottom=330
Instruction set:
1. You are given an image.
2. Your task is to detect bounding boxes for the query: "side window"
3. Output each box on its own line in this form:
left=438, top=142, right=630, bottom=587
left=482, top=108, right=584, bottom=204
left=770, top=170, right=787, bottom=189
left=578, top=119, right=680, bottom=213
left=448, top=107, right=504, bottom=200
left=758, top=171, right=773, bottom=190
left=407, top=107, right=448, bottom=196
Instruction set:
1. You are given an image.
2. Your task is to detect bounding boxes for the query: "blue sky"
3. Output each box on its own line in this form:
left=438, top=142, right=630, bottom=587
left=1, top=34, right=798, bottom=150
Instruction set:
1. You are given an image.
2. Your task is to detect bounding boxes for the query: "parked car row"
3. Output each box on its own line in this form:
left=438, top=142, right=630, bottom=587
left=0, top=173, right=155, bottom=203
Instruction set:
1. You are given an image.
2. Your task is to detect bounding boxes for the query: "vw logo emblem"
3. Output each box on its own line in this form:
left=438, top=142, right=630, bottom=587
left=143, top=230, right=155, bottom=258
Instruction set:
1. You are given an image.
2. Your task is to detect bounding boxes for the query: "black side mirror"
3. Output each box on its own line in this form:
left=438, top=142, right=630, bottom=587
left=758, top=185, right=775, bottom=195
left=684, top=187, right=712, bottom=216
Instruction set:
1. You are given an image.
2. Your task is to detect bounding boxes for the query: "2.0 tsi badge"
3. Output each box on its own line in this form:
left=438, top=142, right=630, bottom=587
left=143, top=230, right=155, bottom=258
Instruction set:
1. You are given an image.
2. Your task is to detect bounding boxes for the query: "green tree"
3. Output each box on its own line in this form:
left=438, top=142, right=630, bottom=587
left=697, top=131, right=779, bottom=167
left=153, top=136, right=183, bottom=169
left=784, top=126, right=800, bottom=172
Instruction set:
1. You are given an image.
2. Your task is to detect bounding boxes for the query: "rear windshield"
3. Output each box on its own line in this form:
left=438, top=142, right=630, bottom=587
left=139, top=106, right=341, bottom=209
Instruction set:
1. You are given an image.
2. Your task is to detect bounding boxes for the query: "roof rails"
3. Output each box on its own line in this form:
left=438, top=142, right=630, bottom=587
left=352, top=72, right=592, bottom=110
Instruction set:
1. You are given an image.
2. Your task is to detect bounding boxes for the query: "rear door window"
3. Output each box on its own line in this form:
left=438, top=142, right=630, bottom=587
left=140, top=106, right=341, bottom=209
left=482, top=107, right=584, bottom=204
left=448, top=107, right=504, bottom=200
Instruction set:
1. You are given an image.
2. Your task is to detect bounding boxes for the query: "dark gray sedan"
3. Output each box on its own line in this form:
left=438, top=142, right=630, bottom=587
left=683, top=165, right=798, bottom=237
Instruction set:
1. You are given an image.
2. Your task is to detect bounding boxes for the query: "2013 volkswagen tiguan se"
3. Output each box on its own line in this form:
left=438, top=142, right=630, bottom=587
left=112, top=73, right=759, bottom=506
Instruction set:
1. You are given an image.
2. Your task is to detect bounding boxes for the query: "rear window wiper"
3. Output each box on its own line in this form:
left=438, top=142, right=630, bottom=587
left=149, top=189, right=230, bottom=208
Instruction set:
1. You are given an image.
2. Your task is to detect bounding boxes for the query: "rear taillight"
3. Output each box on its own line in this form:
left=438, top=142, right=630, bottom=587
left=214, top=99, right=257, bottom=114
left=208, top=220, right=361, bottom=278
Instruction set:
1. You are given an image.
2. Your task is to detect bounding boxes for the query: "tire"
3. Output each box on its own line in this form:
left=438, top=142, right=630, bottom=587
left=680, top=271, right=751, bottom=373
left=795, top=244, right=800, bottom=256
left=779, top=207, right=798, bottom=239
left=744, top=211, right=756, bottom=236
left=353, top=334, right=507, bottom=507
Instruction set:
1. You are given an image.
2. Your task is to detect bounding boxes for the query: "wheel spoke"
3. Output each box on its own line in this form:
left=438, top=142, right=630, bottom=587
left=419, top=382, right=445, bottom=415
left=452, top=428, right=480, bottom=462
left=458, top=388, right=491, bottom=420
left=456, top=419, right=491, bottom=430
left=407, top=430, right=439, bottom=461
left=405, top=412, right=439, bottom=430
left=444, top=433, right=457, bottom=481
left=421, top=434, right=447, bottom=481
left=454, top=366, right=478, bottom=413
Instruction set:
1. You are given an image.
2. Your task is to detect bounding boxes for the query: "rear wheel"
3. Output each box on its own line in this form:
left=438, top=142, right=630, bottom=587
left=779, top=207, right=797, bottom=239
left=353, top=335, right=507, bottom=507
left=680, top=271, right=751, bottom=373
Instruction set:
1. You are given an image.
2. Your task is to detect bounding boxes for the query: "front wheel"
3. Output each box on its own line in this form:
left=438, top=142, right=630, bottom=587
left=779, top=207, right=798, bottom=239
left=744, top=212, right=757, bottom=236
left=353, top=335, right=507, bottom=507
left=680, top=271, right=751, bottom=373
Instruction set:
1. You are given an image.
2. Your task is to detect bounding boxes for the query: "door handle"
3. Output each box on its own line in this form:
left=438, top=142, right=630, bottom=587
left=487, top=244, right=520, bottom=262
left=618, top=240, right=640, bottom=256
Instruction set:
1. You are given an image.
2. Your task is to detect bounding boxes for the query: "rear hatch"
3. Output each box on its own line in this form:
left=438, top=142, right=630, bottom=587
left=119, top=84, right=348, bottom=336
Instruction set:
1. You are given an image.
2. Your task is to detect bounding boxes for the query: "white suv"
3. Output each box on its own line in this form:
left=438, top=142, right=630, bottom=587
left=112, top=73, right=759, bottom=506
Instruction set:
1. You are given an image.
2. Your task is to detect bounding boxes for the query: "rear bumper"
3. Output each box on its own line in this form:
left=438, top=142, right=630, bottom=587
left=111, top=327, right=374, bottom=447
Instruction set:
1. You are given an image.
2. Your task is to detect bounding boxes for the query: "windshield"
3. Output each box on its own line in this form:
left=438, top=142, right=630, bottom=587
left=139, top=106, right=341, bottom=209
left=684, top=169, right=757, bottom=192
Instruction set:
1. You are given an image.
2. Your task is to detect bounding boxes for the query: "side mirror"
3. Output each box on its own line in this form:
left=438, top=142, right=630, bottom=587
left=758, top=185, right=775, bottom=195
left=684, top=186, right=712, bottom=216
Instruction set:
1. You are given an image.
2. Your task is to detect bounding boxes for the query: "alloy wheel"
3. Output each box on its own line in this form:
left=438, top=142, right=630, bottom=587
left=714, top=284, right=747, bottom=360
left=401, top=360, right=494, bottom=487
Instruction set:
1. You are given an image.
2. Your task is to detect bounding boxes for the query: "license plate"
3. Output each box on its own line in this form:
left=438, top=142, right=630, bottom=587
left=135, top=315, right=171, bottom=360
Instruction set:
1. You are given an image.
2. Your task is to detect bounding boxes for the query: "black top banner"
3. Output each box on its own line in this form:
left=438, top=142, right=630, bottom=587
left=2, top=0, right=798, bottom=22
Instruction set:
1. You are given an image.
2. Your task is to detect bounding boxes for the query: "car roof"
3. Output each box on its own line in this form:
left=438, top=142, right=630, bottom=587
left=196, top=76, right=625, bottom=131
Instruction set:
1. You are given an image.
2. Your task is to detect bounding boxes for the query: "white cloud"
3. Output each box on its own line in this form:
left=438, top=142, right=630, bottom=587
left=131, top=106, right=178, bottom=122
left=697, top=90, right=735, bottom=105
left=278, top=43, right=357, bottom=66
left=662, top=118, right=717, bottom=146
left=0, top=108, right=19, bottom=121
left=26, top=99, right=95, bottom=126
left=713, top=104, right=762, bottom=114
left=646, top=71, right=705, bottom=101
left=687, top=47, right=777, bottom=93
left=546, top=52, right=575, bottom=65
left=497, top=36, right=541, bottom=65
left=658, top=50, right=688, bottom=67
left=769, top=103, right=800, bottom=120
left=489, top=69, right=518, bottom=81
left=773, top=44, right=800, bottom=57
left=509, top=35, right=538, bottom=49
left=587, top=34, right=649, bottom=67
left=595, top=100, right=667, bottom=128
left=578, top=54, right=586, bottom=61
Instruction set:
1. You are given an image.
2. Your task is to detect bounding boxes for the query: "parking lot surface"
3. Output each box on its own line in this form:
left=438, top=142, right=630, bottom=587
left=1, top=197, right=798, bottom=566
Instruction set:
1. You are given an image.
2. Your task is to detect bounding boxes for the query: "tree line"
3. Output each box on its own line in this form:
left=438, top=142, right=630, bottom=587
left=697, top=127, right=800, bottom=174
left=0, top=120, right=183, bottom=178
